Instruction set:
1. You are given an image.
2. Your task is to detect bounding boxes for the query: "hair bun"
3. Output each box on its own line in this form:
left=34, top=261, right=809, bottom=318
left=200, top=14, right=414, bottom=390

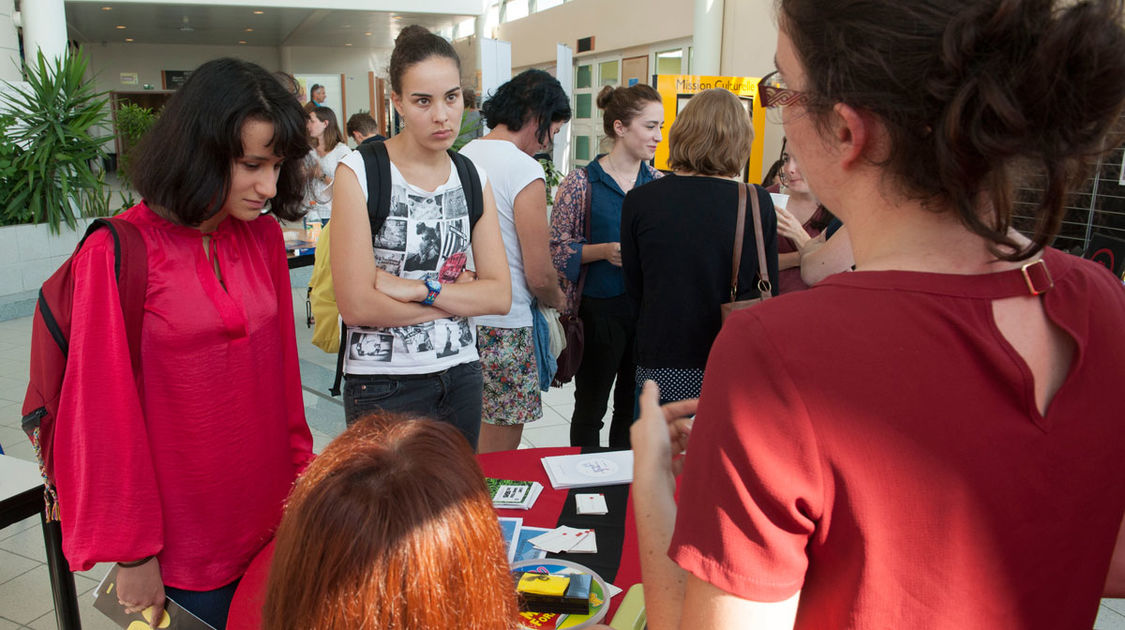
left=1030, top=0, right=1125, bottom=154
left=395, top=24, right=432, bottom=47
left=596, top=85, right=616, bottom=110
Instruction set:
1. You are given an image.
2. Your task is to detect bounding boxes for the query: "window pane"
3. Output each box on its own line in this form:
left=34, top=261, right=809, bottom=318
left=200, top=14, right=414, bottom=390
left=504, top=0, right=529, bottom=21
left=576, top=65, right=592, bottom=89
left=485, top=4, right=500, bottom=37
left=576, top=93, right=592, bottom=119
left=599, top=61, right=619, bottom=87
left=656, top=49, right=682, bottom=75
left=538, top=0, right=564, bottom=9
left=575, top=135, right=590, bottom=161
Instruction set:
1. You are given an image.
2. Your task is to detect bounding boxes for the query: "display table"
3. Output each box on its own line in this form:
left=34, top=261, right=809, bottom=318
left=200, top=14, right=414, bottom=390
left=227, top=446, right=640, bottom=628
left=480, top=445, right=641, bottom=621
left=0, top=455, right=81, bottom=630
left=285, top=244, right=315, bottom=269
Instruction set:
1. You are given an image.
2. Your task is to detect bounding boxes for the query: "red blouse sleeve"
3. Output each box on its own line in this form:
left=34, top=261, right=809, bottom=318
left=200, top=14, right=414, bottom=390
left=54, top=230, right=163, bottom=570
left=668, top=311, right=825, bottom=602
left=261, top=218, right=315, bottom=473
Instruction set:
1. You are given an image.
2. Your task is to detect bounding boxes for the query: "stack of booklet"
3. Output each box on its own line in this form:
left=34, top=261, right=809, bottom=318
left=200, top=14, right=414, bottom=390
left=486, top=477, right=545, bottom=510
left=540, top=450, right=633, bottom=489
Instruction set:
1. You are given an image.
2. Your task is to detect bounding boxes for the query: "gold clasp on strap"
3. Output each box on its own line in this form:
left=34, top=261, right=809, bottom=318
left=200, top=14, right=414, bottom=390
left=1020, top=259, right=1054, bottom=296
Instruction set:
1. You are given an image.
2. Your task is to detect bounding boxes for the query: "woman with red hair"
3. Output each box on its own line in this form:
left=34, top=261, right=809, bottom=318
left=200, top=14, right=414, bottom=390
left=228, top=413, right=519, bottom=629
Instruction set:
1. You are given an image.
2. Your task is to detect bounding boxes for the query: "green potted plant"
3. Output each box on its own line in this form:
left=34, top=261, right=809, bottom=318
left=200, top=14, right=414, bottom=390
left=114, top=101, right=158, bottom=190
left=539, top=157, right=563, bottom=212
left=0, top=48, right=111, bottom=232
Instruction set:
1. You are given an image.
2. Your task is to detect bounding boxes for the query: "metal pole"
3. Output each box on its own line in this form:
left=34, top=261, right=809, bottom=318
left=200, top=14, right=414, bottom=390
left=1083, top=154, right=1103, bottom=253
left=41, top=514, right=82, bottom=630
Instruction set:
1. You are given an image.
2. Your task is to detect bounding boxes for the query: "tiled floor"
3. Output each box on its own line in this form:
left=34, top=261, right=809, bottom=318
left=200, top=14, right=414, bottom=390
left=0, top=282, right=617, bottom=628
left=1, top=285, right=1123, bottom=628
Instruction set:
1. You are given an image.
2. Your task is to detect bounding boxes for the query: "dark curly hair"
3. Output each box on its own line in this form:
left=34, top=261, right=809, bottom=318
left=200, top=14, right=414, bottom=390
left=480, top=69, right=572, bottom=146
left=131, top=57, right=309, bottom=224
left=779, top=0, right=1125, bottom=261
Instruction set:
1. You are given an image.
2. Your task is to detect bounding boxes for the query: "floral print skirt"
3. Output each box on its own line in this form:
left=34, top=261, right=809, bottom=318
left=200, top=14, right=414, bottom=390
left=477, top=325, right=542, bottom=425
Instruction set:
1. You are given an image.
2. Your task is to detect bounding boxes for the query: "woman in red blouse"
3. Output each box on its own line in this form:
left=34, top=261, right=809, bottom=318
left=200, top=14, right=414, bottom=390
left=52, top=58, right=314, bottom=628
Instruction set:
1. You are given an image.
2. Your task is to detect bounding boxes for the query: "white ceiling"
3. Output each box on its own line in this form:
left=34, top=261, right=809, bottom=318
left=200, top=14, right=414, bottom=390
left=62, top=2, right=478, bottom=48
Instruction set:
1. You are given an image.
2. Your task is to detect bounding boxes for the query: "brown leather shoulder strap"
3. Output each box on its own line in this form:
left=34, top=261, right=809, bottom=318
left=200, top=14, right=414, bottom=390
left=730, top=183, right=747, bottom=301
left=748, top=185, right=772, bottom=301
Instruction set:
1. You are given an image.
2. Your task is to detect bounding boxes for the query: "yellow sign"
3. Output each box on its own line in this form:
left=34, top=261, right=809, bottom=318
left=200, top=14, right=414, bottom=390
left=653, top=74, right=767, bottom=183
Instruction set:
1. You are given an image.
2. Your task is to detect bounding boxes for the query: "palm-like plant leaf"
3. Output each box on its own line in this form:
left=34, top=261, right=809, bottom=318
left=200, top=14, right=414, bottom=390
left=0, top=48, right=109, bottom=232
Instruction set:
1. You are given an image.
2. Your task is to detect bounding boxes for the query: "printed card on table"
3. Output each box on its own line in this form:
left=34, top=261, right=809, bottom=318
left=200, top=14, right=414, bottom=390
left=514, top=526, right=552, bottom=561
left=575, top=493, right=608, bottom=515
left=499, top=517, right=524, bottom=563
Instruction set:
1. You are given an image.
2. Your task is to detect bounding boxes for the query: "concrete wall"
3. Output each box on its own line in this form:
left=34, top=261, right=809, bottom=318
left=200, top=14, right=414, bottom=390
left=497, top=0, right=782, bottom=178
left=283, top=45, right=393, bottom=119
left=79, top=42, right=395, bottom=146
left=81, top=43, right=393, bottom=118
left=0, top=219, right=97, bottom=314
left=83, top=42, right=282, bottom=94
left=721, top=0, right=784, bottom=170
left=497, top=0, right=692, bottom=69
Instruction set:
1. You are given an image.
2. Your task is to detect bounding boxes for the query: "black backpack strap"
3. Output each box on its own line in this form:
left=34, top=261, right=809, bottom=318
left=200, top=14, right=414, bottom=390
left=79, top=218, right=148, bottom=376
left=330, top=325, right=347, bottom=397
left=333, top=143, right=392, bottom=397
left=357, top=141, right=394, bottom=238
left=448, top=150, right=484, bottom=230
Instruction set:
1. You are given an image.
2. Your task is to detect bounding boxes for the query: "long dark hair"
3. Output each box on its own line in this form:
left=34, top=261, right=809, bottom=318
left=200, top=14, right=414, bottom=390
left=779, top=0, right=1125, bottom=260
left=481, top=69, right=572, bottom=146
left=132, top=57, right=309, bottom=224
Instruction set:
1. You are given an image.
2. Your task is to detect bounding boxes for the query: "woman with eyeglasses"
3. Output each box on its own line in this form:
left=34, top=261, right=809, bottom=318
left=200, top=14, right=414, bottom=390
left=632, top=0, right=1125, bottom=628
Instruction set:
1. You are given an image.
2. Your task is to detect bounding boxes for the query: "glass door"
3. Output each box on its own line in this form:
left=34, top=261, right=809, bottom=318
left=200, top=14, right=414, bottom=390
left=568, top=55, right=621, bottom=168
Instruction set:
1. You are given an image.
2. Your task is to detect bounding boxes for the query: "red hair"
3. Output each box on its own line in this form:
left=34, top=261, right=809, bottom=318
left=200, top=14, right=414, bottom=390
left=262, top=413, right=519, bottom=629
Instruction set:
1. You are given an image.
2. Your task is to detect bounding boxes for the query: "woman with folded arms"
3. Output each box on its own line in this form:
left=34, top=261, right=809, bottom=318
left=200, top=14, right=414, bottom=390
left=331, top=25, right=509, bottom=449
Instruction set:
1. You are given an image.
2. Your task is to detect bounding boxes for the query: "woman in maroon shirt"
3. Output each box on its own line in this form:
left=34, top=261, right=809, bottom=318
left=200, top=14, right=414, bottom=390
left=773, top=149, right=833, bottom=293
left=632, top=0, right=1125, bottom=628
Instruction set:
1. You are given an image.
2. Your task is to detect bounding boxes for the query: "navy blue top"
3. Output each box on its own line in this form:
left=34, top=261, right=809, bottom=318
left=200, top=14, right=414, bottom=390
left=584, top=155, right=659, bottom=298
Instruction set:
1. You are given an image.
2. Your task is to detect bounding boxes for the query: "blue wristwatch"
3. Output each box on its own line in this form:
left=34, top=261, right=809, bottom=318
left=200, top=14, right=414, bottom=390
left=422, top=276, right=442, bottom=306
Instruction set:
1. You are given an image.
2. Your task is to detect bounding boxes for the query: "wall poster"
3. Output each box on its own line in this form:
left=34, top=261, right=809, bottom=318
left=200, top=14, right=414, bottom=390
left=653, top=74, right=766, bottom=182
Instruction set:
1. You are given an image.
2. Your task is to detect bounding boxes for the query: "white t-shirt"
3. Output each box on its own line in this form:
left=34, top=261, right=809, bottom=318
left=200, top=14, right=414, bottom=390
left=337, top=150, right=489, bottom=375
left=304, top=143, right=352, bottom=219
left=459, top=139, right=545, bottom=328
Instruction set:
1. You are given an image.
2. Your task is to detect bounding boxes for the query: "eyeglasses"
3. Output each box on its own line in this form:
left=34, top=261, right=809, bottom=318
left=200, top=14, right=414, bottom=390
left=758, top=71, right=808, bottom=123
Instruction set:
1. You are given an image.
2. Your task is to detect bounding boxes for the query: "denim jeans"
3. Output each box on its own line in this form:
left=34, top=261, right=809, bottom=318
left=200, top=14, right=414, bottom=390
left=343, top=361, right=483, bottom=449
left=165, top=579, right=239, bottom=630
